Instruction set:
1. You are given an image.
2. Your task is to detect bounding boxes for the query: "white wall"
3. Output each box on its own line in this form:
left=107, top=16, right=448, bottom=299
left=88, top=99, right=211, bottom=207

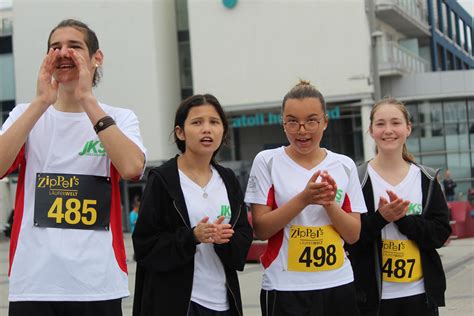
left=188, top=0, right=373, bottom=108
left=12, top=0, right=181, bottom=162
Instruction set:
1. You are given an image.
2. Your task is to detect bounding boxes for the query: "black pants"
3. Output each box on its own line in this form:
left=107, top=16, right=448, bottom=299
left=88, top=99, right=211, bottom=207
left=260, top=282, right=360, bottom=316
left=188, top=301, right=231, bottom=316
left=9, top=298, right=122, bottom=316
left=379, top=294, right=439, bottom=316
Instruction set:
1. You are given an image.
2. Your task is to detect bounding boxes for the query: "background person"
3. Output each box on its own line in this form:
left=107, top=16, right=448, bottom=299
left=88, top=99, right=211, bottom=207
left=129, top=195, right=140, bottom=233
left=0, top=19, right=146, bottom=316
left=245, top=80, right=367, bottom=316
left=442, top=169, right=457, bottom=202
left=346, top=98, right=451, bottom=316
left=132, top=94, right=253, bottom=316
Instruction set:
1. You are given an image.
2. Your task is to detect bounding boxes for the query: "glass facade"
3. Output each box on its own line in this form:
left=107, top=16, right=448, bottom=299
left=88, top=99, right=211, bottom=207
left=406, top=98, right=474, bottom=200
left=0, top=21, right=14, bottom=126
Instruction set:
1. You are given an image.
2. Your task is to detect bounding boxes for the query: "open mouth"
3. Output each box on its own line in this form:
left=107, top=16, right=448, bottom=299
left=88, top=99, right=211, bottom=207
left=57, top=60, right=75, bottom=69
left=200, top=137, right=213, bottom=144
left=296, top=138, right=311, bottom=143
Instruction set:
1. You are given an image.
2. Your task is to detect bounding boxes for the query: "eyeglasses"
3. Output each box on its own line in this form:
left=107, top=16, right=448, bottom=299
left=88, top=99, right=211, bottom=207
left=283, top=118, right=322, bottom=133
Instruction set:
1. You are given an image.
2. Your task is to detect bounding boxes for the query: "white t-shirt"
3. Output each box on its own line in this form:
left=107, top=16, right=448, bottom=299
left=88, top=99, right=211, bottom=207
left=368, top=164, right=425, bottom=299
left=179, top=166, right=230, bottom=311
left=1, top=103, right=146, bottom=301
left=244, top=147, right=367, bottom=291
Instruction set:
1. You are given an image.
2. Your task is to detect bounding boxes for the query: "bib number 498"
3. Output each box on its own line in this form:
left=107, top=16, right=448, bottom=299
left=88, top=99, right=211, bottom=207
left=299, top=245, right=337, bottom=267
left=48, top=198, right=97, bottom=226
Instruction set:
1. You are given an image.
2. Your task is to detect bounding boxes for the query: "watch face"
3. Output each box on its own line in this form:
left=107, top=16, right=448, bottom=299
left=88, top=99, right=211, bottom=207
left=222, top=0, right=238, bottom=9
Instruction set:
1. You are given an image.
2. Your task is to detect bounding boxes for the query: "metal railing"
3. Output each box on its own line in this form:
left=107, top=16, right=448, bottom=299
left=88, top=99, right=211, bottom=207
left=376, top=0, right=428, bottom=25
left=377, top=40, right=430, bottom=75
left=0, top=18, right=13, bottom=36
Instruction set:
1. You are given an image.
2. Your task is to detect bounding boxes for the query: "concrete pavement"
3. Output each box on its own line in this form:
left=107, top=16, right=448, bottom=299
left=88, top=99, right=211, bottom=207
left=1, top=234, right=472, bottom=315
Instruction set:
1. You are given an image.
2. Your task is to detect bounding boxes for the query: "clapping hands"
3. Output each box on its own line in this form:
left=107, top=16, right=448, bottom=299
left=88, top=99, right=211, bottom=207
left=193, top=216, right=234, bottom=244
left=378, top=190, right=410, bottom=222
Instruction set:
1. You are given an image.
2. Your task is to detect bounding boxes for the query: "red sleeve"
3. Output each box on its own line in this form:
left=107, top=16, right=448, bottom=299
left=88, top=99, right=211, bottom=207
left=1, top=145, right=25, bottom=179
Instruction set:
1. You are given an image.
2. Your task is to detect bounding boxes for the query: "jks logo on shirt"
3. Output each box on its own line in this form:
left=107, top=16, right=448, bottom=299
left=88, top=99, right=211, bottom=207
left=79, top=140, right=106, bottom=156
left=335, top=188, right=344, bottom=204
left=407, top=203, right=422, bottom=215
left=217, top=204, right=231, bottom=219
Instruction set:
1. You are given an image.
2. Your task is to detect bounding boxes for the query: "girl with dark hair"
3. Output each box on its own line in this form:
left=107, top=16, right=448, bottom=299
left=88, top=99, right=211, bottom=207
left=0, top=19, right=146, bottom=316
left=132, top=94, right=253, bottom=316
left=245, top=80, right=367, bottom=315
left=346, top=98, right=451, bottom=316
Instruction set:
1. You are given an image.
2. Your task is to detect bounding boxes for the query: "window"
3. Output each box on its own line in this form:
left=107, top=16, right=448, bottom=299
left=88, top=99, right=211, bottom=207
left=420, top=154, right=446, bottom=171
left=450, top=11, right=457, bottom=41
left=434, top=0, right=441, bottom=30
left=442, top=2, right=449, bottom=34
left=459, top=20, right=465, bottom=49
left=444, top=101, right=468, bottom=150
left=419, top=102, right=445, bottom=152
left=468, top=100, right=474, bottom=147
left=447, top=153, right=470, bottom=180
left=446, top=51, right=454, bottom=70
left=406, top=103, right=420, bottom=153
left=437, top=44, right=444, bottom=70
left=1, top=100, right=14, bottom=125
left=467, top=27, right=472, bottom=54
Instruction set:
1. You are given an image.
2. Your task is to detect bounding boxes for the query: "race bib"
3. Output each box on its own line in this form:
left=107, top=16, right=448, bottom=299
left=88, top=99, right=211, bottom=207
left=288, top=225, right=344, bottom=272
left=382, top=239, right=423, bottom=283
left=34, top=173, right=111, bottom=230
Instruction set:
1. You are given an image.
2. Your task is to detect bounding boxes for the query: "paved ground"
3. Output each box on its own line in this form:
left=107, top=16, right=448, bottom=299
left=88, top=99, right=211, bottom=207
left=1, top=234, right=472, bottom=315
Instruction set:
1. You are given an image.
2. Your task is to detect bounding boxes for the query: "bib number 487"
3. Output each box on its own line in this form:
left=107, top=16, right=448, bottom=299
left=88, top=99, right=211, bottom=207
left=382, top=258, right=415, bottom=279
left=48, top=198, right=97, bottom=226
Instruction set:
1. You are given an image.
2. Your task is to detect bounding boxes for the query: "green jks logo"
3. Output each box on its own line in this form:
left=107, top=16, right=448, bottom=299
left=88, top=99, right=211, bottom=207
left=218, top=204, right=232, bottom=219
left=335, top=188, right=344, bottom=203
left=79, top=140, right=106, bottom=156
left=407, top=203, right=422, bottom=216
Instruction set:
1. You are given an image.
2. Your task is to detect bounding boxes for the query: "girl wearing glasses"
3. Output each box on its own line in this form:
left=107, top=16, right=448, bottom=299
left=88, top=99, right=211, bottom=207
left=245, top=80, right=366, bottom=316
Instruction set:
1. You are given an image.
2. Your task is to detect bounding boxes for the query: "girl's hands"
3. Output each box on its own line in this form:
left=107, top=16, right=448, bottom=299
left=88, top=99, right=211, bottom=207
left=378, top=190, right=410, bottom=222
left=35, top=48, right=60, bottom=108
left=301, top=170, right=337, bottom=206
left=193, top=216, right=234, bottom=244
left=193, top=217, right=216, bottom=243
left=212, top=216, right=234, bottom=244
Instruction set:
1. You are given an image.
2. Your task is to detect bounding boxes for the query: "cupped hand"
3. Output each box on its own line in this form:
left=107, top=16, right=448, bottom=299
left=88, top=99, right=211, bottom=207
left=212, top=216, right=234, bottom=244
left=35, top=48, right=60, bottom=108
left=301, top=170, right=337, bottom=206
left=193, top=216, right=217, bottom=244
left=68, top=49, right=95, bottom=103
left=378, top=190, right=410, bottom=222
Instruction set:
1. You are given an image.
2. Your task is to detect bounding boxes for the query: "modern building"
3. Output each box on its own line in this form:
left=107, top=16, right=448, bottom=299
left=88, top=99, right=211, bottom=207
left=1, top=0, right=473, bottom=227
left=0, top=5, right=15, bottom=226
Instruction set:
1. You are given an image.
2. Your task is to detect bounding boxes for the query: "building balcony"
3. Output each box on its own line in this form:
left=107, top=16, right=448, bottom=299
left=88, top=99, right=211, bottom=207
left=377, top=41, right=430, bottom=76
left=375, top=0, right=430, bottom=39
left=0, top=18, right=13, bottom=36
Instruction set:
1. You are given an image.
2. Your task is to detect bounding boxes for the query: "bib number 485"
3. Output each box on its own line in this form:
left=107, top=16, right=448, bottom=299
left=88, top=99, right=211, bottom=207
left=48, top=198, right=97, bottom=226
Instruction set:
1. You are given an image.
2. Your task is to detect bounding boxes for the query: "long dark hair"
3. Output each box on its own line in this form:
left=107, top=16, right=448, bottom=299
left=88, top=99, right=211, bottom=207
left=174, top=94, right=229, bottom=159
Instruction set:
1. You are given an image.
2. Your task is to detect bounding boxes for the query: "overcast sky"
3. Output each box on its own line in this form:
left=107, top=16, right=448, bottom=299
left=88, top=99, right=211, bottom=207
left=0, top=0, right=473, bottom=24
